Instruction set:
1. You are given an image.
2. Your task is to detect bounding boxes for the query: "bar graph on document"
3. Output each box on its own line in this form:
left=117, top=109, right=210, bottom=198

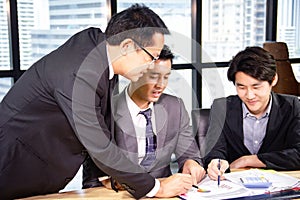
left=179, top=175, right=252, bottom=200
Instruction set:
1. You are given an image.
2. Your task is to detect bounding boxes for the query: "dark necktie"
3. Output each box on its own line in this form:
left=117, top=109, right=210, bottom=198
left=139, top=108, right=157, bottom=169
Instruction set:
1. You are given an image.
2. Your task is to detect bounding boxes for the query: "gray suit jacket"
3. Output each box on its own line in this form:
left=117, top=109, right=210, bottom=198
left=113, top=90, right=202, bottom=177
left=82, top=90, right=202, bottom=185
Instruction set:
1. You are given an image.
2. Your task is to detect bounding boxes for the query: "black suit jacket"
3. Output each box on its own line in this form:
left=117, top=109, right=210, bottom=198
left=204, top=93, right=300, bottom=170
left=0, top=28, right=154, bottom=199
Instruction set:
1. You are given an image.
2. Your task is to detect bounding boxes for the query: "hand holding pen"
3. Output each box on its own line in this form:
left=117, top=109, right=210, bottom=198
left=207, top=159, right=229, bottom=181
left=217, top=159, right=221, bottom=187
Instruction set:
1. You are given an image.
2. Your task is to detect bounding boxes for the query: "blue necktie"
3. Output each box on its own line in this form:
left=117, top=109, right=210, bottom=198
left=139, top=108, right=156, bottom=169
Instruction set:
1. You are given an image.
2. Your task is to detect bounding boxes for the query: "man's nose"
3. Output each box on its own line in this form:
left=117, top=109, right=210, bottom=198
left=246, top=88, right=255, bottom=99
left=155, top=78, right=167, bottom=88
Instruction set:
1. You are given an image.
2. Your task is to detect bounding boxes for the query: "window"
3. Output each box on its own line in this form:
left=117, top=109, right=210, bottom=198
left=0, top=0, right=10, bottom=70
left=201, top=0, right=267, bottom=107
left=292, top=63, right=300, bottom=82
left=1, top=0, right=300, bottom=107
left=277, top=0, right=300, bottom=59
left=202, top=0, right=267, bottom=62
left=18, top=0, right=107, bottom=70
left=202, top=67, right=236, bottom=108
left=117, top=1, right=194, bottom=112
left=0, top=78, right=12, bottom=101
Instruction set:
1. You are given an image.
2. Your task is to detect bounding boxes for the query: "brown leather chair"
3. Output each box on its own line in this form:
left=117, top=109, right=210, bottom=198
left=191, top=108, right=210, bottom=158
left=263, top=41, right=300, bottom=96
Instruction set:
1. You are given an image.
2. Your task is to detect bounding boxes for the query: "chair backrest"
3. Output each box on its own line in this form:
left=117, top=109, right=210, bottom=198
left=191, top=108, right=210, bottom=158
left=263, top=41, right=300, bottom=96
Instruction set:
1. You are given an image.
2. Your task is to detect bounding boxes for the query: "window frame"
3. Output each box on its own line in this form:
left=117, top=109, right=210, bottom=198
left=1, top=0, right=300, bottom=107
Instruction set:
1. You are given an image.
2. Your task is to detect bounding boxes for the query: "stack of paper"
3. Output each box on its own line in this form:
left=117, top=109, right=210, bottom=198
left=180, top=169, right=300, bottom=200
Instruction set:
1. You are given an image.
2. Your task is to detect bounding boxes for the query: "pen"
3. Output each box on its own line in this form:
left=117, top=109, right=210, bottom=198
left=217, top=158, right=221, bottom=187
left=192, top=185, right=211, bottom=193
left=192, top=184, right=198, bottom=189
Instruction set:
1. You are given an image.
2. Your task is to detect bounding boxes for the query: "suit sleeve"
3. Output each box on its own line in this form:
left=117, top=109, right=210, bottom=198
left=203, top=98, right=228, bottom=169
left=51, top=48, right=155, bottom=199
left=257, top=98, right=300, bottom=170
left=54, top=88, right=155, bottom=198
left=175, top=98, right=203, bottom=169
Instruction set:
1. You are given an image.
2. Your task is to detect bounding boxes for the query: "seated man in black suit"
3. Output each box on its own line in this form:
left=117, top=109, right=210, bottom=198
left=204, top=46, right=300, bottom=181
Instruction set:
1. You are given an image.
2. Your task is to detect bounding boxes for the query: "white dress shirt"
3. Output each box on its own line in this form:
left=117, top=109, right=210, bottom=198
left=107, top=46, right=159, bottom=197
left=125, top=87, right=157, bottom=163
left=124, top=86, right=160, bottom=197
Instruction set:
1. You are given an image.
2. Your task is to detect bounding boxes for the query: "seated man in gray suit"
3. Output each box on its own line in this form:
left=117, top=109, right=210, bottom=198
left=83, top=45, right=206, bottom=189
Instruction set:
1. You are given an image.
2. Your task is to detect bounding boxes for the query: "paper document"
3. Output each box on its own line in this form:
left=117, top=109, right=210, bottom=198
left=224, top=169, right=300, bottom=192
left=179, top=175, right=255, bottom=200
left=180, top=169, right=300, bottom=200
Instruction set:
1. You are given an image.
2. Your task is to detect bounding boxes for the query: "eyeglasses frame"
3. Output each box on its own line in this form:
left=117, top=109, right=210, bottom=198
left=131, top=38, right=160, bottom=64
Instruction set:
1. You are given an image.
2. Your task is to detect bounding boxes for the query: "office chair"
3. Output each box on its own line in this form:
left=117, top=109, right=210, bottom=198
left=263, top=41, right=300, bottom=96
left=191, top=108, right=210, bottom=158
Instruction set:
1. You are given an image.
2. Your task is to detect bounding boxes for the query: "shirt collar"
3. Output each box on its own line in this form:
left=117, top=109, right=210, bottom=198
left=106, top=44, right=114, bottom=80
left=125, top=86, right=154, bottom=116
left=242, top=95, right=272, bottom=119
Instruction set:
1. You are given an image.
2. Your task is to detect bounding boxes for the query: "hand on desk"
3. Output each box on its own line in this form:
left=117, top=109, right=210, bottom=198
left=230, top=155, right=266, bottom=169
left=207, top=159, right=229, bottom=181
left=155, top=173, right=193, bottom=198
left=100, top=173, right=195, bottom=198
left=101, top=178, right=124, bottom=191
left=182, top=159, right=206, bottom=184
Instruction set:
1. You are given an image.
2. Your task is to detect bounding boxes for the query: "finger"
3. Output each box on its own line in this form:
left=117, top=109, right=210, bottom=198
left=101, top=179, right=112, bottom=189
left=207, top=170, right=217, bottom=180
left=192, top=174, right=197, bottom=185
left=193, top=170, right=202, bottom=184
left=199, top=169, right=206, bottom=179
left=182, top=168, right=188, bottom=174
left=187, top=167, right=197, bottom=183
left=181, top=177, right=193, bottom=187
left=180, top=173, right=193, bottom=181
left=177, top=187, right=190, bottom=196
left=182, top=182, right=193, bottom=191
left=195, top=168, right=205, bottom=183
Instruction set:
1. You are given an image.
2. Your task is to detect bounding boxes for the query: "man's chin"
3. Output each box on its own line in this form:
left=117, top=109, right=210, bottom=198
left=150, top=97, right=160, bottom=102
left=247, top=106, right=260, bottom=115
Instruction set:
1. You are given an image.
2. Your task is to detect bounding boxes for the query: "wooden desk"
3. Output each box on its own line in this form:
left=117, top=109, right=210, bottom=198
left=281, top=170, right=300, bottom=179
left=20, top=187, right=177, bottom=200
left=20, top=171, right=300, bottom=200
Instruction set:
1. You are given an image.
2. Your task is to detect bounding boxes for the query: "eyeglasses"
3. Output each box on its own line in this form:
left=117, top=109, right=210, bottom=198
left=131, top=39, right=159, bottom=64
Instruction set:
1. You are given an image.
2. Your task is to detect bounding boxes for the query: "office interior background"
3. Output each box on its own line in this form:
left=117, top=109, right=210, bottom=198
left=1, top=0, right=300, bottom=112
left=0, top=0, right=299, bottom=191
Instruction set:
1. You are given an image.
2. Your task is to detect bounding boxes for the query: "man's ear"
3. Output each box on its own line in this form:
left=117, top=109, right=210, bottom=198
left=120, top=39, right=135, bottom=56
left=271, top=73, right=278, bottom=86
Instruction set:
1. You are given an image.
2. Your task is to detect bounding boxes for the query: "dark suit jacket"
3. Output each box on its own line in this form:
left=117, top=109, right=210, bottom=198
left=0, top=28, right=154, bottom=200
left=203, top=92, right=300, bottom=170
left=83, top=90, right=202, bottom=186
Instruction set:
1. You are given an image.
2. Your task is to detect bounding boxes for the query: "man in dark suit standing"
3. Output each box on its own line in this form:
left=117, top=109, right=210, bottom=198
left=204, top=47, right=300, bottom=181
left=83, top=45, right=206, bottom=189
left=0, top=4, right=193, bottom=200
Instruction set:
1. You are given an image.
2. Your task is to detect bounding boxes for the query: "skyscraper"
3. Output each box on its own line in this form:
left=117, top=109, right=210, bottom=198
left=277, top=0, right=300, bottom=57
left=202, top=0, right=266, bottom=62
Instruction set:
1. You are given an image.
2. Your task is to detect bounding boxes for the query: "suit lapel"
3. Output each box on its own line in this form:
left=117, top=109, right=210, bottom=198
left=153, top=103, right=168, bottom=150
left=259, top=93, right=281, bottom=152
left=227, top=97, right=250, bottom=154
left=113, top=91, right=139, bottom=164
left=114, top=92, right=169, bottom=170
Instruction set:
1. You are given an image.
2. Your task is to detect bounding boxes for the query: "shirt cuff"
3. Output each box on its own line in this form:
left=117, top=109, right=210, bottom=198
left=146, top=178, right=160, bottom=197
